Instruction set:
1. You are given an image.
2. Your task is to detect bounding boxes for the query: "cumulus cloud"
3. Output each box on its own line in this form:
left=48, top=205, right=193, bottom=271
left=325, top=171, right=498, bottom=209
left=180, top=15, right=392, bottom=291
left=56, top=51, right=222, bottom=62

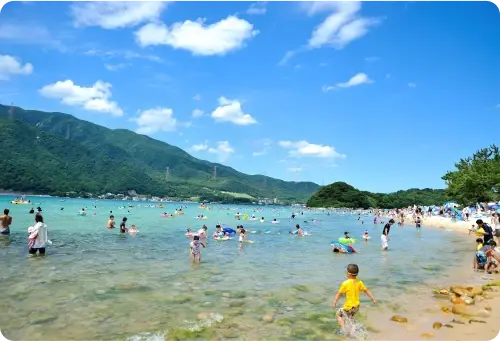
left=279, top=140, right=346, bottom=158
left=0, top=55, right=33, bottom=80
left=191, top=141, right=235, bottom=162
left=323, top=72, right=373, bottom=91
left=135, top=16, right=259, bottom=56
left=211, top=96, right=257, bottom=125
left=191, top=109, right=204, bottom=118
left=247, top=2, right=267, bottom=15
left=306, top=1, right=380, bottom=50
left=131, top=107, right=186, bottom=135
left=39, top=80, right=123, bottom=116
left=71, top=1, right=169, bottom=29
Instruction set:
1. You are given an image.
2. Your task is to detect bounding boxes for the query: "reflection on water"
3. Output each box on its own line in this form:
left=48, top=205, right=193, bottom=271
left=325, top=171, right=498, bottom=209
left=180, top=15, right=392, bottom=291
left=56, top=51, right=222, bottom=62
left=0, top=198, right=473, bottom=340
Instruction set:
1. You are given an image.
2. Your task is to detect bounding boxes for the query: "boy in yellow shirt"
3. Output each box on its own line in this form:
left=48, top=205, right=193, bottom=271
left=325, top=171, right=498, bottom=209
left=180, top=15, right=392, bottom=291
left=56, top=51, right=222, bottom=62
left=333, top=264, right=376, bottom=335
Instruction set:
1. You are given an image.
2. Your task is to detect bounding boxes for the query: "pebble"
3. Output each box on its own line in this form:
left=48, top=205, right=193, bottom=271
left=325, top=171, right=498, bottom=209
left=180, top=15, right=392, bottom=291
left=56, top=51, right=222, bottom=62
left=390, top=315, right=408, bottom=323
left=262, top=314, right=274, bottom=323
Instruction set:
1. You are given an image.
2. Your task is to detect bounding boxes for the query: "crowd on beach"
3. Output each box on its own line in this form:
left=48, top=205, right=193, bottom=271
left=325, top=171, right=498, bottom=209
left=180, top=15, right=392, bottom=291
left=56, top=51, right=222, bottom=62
left=1, top=200, right=499, bottom=338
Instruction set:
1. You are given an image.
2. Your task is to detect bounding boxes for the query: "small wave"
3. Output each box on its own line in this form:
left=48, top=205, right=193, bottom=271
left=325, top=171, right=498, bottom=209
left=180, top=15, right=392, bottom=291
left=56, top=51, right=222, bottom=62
left=126, top=332, right=165, bottom=341
left=184, top=312, right=224, bottom=332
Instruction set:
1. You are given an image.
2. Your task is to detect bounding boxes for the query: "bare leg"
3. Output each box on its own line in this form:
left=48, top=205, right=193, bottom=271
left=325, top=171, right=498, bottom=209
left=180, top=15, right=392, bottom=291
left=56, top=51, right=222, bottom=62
left=336, top=310, right=345, bottom=331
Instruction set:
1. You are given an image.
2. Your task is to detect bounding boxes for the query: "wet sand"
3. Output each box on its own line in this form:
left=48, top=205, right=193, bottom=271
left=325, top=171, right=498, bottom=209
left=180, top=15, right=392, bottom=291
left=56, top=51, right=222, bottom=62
left=370, top=215, right=500, bottom=341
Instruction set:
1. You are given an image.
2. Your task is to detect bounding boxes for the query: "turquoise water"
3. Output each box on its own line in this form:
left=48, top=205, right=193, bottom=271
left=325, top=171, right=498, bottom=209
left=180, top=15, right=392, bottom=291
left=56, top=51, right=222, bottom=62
left=0, top=196, right=473, bottom=340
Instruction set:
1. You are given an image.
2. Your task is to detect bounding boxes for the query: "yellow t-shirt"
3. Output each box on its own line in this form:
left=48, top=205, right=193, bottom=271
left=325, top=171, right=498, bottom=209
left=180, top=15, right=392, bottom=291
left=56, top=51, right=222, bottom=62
left=338, top=279, right=367, bottom=310
left=475, top=228, right=485, bottom=237
left=477, top=243, right=484, bottom=251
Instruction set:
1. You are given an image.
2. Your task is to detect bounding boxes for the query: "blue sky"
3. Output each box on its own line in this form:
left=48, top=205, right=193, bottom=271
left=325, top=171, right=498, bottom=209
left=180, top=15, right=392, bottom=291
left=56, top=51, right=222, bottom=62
left=0, top=1, right=499, bottom=193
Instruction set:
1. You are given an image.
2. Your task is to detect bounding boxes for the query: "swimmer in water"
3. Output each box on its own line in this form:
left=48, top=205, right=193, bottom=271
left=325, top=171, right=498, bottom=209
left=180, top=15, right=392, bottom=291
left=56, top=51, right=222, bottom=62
left=107, top=215, right=115, bottom=229
left=190, top=235, right=205, bottom=263
left=344, top=232, right=352, bottom=240
left=290, top=224, right=304, bottom=236
left=129, top=225, right=138, bottom=234
left=29, top=208, right=34, bottom=214
left=198, top=225, right=208, bottom=243
left=362, top=230, right=369, bottom=241
left=238, top=225, right=250, bottom=243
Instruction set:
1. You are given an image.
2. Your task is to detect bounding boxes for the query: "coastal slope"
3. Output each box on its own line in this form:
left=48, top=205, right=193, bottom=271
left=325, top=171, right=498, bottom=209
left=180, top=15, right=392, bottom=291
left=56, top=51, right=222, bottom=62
left=306, top=182, right=446, bottom=208
left=0, top=105, right=319, bottom=201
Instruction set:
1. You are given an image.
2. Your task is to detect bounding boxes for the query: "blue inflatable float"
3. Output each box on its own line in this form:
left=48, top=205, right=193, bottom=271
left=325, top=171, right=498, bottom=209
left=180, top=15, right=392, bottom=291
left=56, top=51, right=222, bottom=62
left=223, top=227, right=236, bottom=237
left=331, top=241, right=356, bottom=253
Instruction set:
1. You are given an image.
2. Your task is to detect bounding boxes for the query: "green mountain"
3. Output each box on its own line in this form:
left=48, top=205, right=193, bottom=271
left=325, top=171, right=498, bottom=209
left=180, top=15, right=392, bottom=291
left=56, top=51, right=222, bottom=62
left=306, top=182, right=446, bottom=209
left=0, top=104, right=319, bottom=202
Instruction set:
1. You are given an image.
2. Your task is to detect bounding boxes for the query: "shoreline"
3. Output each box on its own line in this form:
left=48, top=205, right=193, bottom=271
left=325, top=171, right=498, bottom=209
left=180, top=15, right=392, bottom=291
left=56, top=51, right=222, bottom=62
left=366, top=217, right=500, bottom=341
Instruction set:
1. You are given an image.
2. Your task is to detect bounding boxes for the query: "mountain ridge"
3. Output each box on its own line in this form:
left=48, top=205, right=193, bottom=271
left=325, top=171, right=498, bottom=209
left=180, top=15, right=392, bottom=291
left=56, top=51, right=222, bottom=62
left=0, top=104, right=319, bottom=202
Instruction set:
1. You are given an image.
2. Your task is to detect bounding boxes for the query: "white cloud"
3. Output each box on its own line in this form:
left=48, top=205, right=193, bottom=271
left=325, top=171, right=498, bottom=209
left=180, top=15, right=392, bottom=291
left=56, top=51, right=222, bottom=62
left=247, top=2, right=267, bottom=15
left=278, top=50, right=297, bottom=66
left=71, top=1, right=169, bottom=29
left=39, top=80, right=123, bottom=116
left=0, top=55, right=33, bottom=80
left=135, top=16, right=259, bottom=56
left=208, top=141, right=235, bottom=162
left=193, top=94, right=201, bottom=101
left=385, top=73, right=391, bottom=79
left=305, top=1, right=380, bottom=50
left=408, top=82, right=417, bottom=88
left=0, top=23, right=65, bottom=50
left=190, top=141, right=235, bottom=162
left=252, top=138, right=272, bottom=156
left=365, top=56, right=379, bottom=62
left=323, top=72, right=373, bottom=91
left=192, top=109, right=204, bottom=118
left=85, top=49, right=163, bottom=63
left=105, top=63, right=129, bottom=71
left=191, top=143, right=209, bottom=152
left=279, top=140, right=346, bottom=159
left=211, top=96, right=257, bottom=125
left=287, top=167, right=303, bottom=173
left=132, top=107, right=179, bottom=134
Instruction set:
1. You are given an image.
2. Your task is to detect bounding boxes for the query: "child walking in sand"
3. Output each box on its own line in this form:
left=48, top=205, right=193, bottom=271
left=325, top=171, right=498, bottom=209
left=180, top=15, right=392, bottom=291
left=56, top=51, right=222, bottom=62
left=333, top=264, right=376, bottom=336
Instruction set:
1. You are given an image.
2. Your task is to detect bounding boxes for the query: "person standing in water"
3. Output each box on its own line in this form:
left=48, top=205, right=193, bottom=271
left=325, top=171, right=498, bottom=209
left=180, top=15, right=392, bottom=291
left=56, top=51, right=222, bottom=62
left=0, top=209, right=12, bottom=235
left=381, top=219, right=394, bottom=251
left=107, top=215, right=115, bottom=229
left=28, top=214, right=48, bottom=255
left=119, top=217, right=128, bottom=233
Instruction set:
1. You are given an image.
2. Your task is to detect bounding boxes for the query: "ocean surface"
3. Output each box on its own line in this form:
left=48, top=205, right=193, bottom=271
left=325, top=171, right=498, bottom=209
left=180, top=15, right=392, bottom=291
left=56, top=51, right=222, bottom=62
left=0, top=196, right=475, bottom=341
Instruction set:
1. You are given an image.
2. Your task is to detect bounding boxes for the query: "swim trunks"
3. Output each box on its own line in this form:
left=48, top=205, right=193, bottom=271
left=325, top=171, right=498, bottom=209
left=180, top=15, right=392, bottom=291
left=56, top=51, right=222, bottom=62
left=0, top=227, right=10, bottom=235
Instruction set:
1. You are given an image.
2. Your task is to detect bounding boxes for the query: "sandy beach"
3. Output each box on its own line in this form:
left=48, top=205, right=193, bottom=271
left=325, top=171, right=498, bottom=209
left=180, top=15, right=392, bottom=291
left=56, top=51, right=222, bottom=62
left=369, top=215, right=500, bottom=341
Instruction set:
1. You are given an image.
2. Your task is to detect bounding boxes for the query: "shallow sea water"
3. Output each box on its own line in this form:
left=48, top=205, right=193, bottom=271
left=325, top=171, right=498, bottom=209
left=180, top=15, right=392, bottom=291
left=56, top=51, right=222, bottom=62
left=0, top=197, right=475, bottom=340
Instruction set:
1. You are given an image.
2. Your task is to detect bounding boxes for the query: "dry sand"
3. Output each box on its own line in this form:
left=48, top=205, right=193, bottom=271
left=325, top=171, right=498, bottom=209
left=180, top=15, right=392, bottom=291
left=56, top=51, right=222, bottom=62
left=367, top=215, right=500, bottom=341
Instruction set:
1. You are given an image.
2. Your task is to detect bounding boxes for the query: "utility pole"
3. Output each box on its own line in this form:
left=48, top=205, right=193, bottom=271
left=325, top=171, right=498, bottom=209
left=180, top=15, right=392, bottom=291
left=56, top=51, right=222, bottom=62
left=9, top=103, right=14, bottom=120
left=213, top=166, right=217, bottom=180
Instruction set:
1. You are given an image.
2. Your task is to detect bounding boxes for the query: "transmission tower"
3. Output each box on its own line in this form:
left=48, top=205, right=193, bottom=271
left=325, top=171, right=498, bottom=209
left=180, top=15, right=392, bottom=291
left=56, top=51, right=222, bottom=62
left=165, top=166, right=170, bottom=180
left=213, top=166, right=217, bottom=180
left=9, top=103, right=14, bottom=120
